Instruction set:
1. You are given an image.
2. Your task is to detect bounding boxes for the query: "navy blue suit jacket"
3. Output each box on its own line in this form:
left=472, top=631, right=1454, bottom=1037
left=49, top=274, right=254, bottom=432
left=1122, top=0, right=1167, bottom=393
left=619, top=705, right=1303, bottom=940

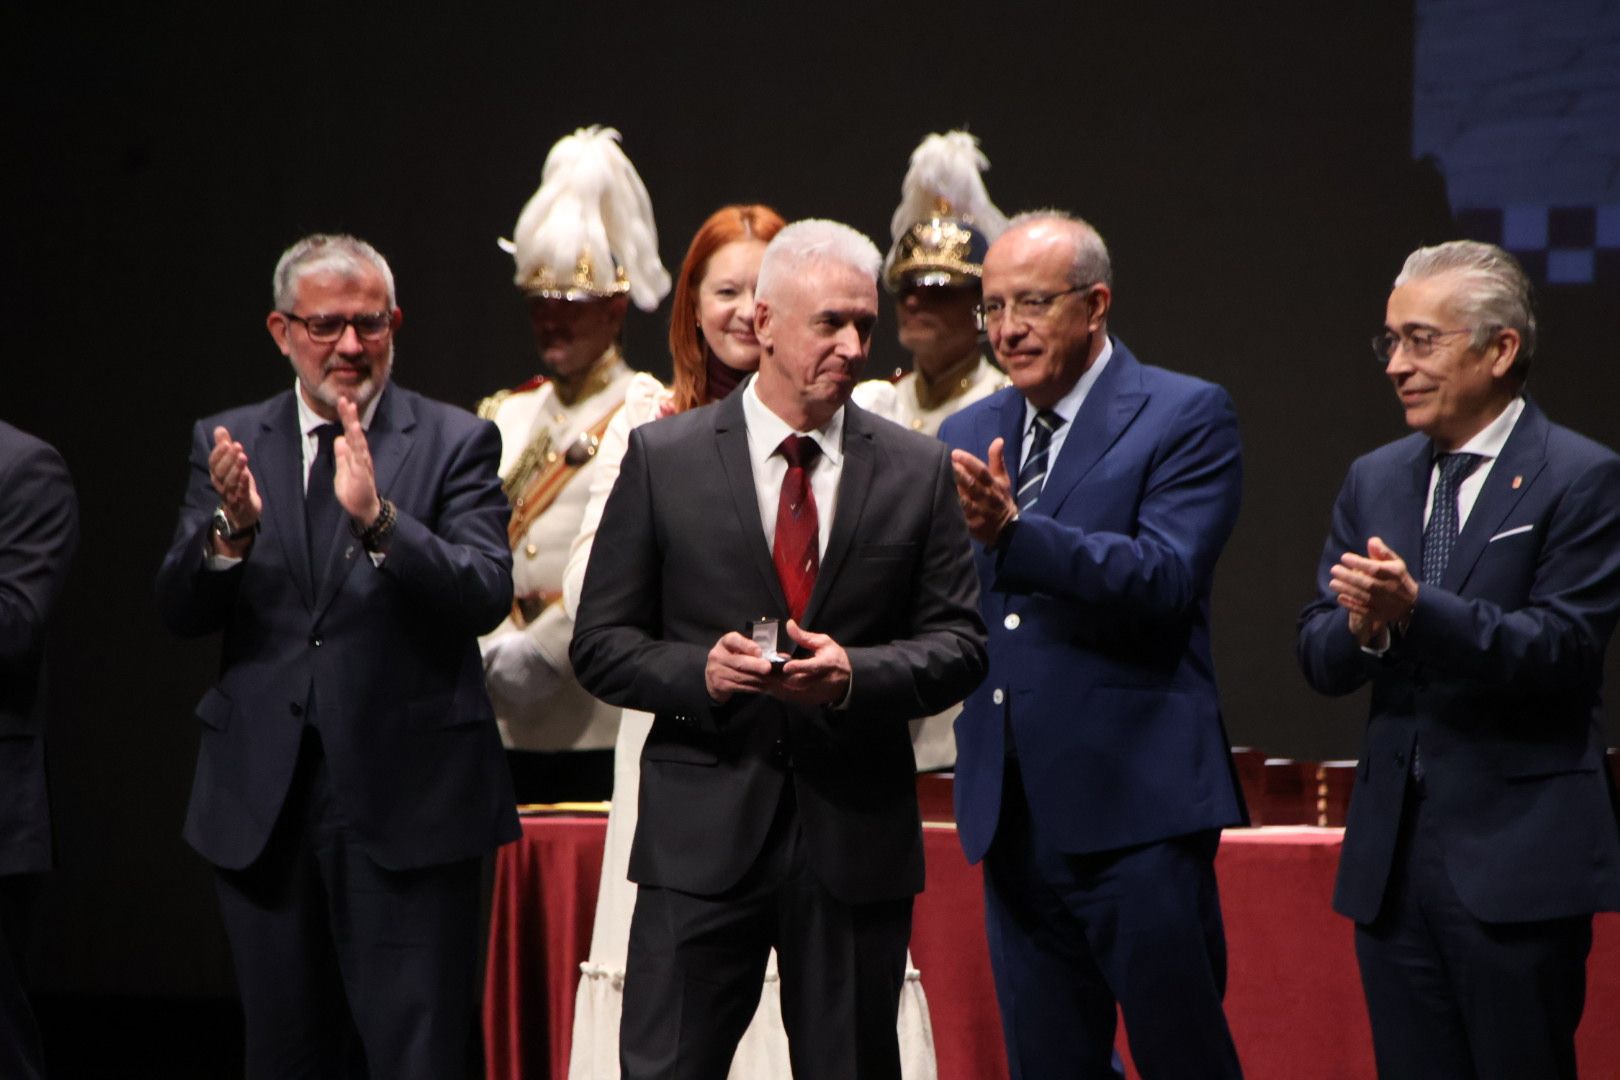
left=156, top=385, right=520, bottom=872
left=939, top=340, right=1247, bottom=864
left=1298, top=396, right=1620, bottom=924
left=0, top=423, right=78, bottom=877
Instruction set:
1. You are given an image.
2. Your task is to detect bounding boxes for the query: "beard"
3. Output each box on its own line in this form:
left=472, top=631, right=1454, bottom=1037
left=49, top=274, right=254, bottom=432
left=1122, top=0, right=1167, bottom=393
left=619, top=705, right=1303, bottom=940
left=298, top=342, right=394, bottom=415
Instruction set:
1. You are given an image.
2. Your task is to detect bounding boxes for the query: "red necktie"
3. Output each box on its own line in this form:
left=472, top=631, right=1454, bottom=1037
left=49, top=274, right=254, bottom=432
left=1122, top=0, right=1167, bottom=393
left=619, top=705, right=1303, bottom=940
left=773, top=434, right=821, bottom=621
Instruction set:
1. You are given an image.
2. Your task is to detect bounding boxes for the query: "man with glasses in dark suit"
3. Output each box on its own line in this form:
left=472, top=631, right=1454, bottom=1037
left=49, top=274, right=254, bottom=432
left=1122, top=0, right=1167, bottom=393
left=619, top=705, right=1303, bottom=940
left=942, top=211, right=1247, bottom=1078
left=1299, top=240, right=1620, bottom=1079
left=157, top=233, right=518, bottom=1079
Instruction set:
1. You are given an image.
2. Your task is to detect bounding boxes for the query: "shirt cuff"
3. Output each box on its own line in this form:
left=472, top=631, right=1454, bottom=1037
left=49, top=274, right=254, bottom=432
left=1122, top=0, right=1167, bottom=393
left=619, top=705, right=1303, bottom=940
left=831, top=671, right=854, bottom=711
left=1358, top=626, right=1392, bottom=657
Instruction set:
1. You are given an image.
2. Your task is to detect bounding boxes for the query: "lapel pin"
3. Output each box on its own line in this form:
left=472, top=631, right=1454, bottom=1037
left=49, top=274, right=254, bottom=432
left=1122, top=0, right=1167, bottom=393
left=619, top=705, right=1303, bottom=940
left=1512, top=475, right=1522, bottom=489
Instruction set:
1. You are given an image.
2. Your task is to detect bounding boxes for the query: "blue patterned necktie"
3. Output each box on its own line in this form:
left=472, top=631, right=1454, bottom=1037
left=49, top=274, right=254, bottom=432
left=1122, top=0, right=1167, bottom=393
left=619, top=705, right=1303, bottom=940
left=1420, top=451, right=1484, bottom=586
left=1015, top=410, right=1065, bottom=513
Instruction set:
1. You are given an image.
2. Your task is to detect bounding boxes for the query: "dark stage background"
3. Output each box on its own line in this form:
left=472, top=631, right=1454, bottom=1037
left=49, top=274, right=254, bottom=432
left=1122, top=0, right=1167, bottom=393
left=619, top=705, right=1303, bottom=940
left=6, top=0, right=1617, bottom=1023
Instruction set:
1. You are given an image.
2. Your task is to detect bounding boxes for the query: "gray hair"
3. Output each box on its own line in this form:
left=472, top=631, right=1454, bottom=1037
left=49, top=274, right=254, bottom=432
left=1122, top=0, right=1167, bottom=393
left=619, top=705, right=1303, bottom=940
left=1394, top=240, right=1535, bottom=371
left=272, top=233, right=398, bottom=311
left=755, top=219, right=882, bottom=303
left=1007, top=210, right=1113, bottom=289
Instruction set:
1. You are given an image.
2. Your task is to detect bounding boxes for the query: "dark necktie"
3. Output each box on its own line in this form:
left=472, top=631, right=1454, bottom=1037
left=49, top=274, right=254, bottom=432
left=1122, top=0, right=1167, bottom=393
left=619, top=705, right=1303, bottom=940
left=306, top=423, right=343, bottom=588
left=1015, top=410, right=1065, bottom=513
left=773, top=434, right=821, bottom=622
left=1420, top=452, right=1484, bottom=586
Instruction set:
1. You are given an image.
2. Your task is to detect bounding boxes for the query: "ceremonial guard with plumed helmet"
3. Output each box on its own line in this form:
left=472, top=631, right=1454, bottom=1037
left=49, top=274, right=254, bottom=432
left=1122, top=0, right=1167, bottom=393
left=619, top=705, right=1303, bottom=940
left=854, top=130, right=1010, bottom=772
left=480, top=126, right=670, bottom=803
left=855, top=130, right=1010, bottom=440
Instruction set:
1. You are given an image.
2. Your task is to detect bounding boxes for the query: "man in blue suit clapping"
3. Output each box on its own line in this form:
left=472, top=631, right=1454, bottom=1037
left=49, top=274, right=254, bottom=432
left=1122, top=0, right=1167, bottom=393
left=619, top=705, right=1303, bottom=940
left=941, top=213, right=1247, bottom=1079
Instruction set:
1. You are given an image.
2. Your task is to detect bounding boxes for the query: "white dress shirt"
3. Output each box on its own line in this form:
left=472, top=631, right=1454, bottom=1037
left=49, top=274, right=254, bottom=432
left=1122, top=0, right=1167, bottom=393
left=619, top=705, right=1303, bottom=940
left=1423, top=395, right=1524, bottom=530
left=1019, top=336, right=1114, bottom=470
left=742, top=376, right=845, bottom=557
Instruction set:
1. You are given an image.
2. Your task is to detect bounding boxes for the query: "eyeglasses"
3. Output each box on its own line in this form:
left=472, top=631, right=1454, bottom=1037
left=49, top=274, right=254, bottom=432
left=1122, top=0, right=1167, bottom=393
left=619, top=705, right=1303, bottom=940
left=281, top=311, right=394, bottom=343
left=1370, top=326, right=1473, bottom=364
left=975, top=285, right=1092, bottom=331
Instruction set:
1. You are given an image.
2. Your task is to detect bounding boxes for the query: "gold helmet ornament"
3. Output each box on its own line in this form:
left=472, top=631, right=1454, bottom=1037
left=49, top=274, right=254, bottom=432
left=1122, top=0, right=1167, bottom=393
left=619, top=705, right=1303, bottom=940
left=884, top=130, right=1009, bottom=293
left=499, top=126, right=671, bottom=311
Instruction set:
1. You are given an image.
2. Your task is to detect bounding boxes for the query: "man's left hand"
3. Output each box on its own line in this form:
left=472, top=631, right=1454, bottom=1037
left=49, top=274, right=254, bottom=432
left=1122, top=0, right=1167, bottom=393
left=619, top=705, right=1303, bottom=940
left=772, top=619, right=852, bottom=706
left=334, top=396, right=382, bottom=525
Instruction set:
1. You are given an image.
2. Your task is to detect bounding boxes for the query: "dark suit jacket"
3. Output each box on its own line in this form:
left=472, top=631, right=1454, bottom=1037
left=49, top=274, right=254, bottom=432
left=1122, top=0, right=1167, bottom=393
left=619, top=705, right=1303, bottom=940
left=1298, top=396, right=1620, bottom=924
left=570, top=390, right=987, bottom=905
left=155, top=385, right=519, bottom=872
left=939, top=340, right=1247, bottom=864
left=0, top=423, right=78, bottom=877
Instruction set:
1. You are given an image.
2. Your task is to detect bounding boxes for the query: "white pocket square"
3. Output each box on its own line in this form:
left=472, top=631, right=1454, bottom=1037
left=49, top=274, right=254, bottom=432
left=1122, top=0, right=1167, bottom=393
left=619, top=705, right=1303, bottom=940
left=1488, top=524, right=1534, bottom=543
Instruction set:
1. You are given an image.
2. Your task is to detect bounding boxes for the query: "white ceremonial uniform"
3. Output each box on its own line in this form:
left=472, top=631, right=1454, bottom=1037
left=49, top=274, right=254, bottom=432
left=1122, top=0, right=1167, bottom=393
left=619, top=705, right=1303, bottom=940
left=853, top=349, right=1007, bottom=770
left=479, top=349, right=633, bottom=753
left=853, top=351, right=1008, bottom=437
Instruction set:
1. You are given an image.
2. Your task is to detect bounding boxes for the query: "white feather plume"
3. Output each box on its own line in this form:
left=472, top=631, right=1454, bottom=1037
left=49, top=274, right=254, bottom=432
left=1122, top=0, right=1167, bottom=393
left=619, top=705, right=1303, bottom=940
left=888, top=130, right=1009, bottom=244
left=506, top=126, right=671, bottom=311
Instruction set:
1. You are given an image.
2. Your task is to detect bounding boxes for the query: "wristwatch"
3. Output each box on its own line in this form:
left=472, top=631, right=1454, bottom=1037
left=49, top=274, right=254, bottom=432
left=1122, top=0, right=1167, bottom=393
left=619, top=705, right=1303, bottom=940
left=211, top=506, right=259, bottom=542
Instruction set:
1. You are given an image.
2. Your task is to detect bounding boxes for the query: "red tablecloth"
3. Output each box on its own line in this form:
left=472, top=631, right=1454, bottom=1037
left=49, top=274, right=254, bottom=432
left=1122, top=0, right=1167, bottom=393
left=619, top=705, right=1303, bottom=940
left=484, top=819, right=1620, bottom=1080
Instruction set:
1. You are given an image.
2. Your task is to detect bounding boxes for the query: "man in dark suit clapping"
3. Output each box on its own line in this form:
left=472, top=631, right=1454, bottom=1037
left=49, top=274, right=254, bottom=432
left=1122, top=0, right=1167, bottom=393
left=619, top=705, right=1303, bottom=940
left=156, top=234, right=518, bottom=1079
left=1299, top=240, right=1620, bottom=1079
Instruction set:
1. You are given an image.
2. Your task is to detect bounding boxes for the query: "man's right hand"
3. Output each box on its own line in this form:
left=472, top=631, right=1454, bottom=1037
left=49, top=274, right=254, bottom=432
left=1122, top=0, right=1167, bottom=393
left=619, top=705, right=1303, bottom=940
left=209, top=425, right=262, bottom=556
left=951, top=439, right=1018, bottom=547
left=705, top=631, right=773, bottom=704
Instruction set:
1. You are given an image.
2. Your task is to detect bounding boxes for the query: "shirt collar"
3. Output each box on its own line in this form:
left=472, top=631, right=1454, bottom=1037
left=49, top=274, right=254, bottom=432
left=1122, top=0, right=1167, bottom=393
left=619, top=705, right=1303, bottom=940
left=1024, top=334, right=1113, bottom=434
left=1445, top=395, right=1524, bottom=462
left=742, top=375, right=845, bottom=466
left=295, top=381, right=383, bottom=438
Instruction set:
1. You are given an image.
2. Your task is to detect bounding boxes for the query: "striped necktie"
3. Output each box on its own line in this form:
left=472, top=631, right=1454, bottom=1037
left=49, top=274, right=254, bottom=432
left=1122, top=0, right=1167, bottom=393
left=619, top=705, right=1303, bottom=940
left=1015, top=410, right=1065, bottom=513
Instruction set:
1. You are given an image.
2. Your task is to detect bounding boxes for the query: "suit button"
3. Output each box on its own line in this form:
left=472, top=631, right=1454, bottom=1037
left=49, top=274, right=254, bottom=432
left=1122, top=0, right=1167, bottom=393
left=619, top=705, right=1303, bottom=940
left=310, top=635, right=323, bottom=648
left=1393, top=751, right=1405, bottom=769
left=992, top=688, right=1005, bottom=705
left=1004, top=613, right=1021, bottom=630
left=289, top=702, right=303, bottom=717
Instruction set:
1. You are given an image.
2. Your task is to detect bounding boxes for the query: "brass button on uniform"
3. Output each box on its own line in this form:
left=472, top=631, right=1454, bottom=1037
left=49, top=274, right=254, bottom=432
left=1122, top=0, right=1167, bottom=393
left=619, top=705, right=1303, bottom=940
left=1004, top=613, right=1021, bottom=630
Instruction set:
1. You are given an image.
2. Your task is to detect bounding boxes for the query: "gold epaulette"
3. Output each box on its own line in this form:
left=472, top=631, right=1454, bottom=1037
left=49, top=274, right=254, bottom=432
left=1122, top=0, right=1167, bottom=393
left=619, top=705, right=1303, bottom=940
left=476, top=375, right=548, bottom=420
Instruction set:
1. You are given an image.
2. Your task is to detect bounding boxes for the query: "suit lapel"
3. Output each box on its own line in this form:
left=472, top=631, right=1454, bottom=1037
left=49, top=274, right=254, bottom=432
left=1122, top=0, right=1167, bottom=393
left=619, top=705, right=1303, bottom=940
left=313, top=387, right=417, bottom=616
left=257, top=393, right=315, bottom=609
left=1385, top=438, right=1431, bottom=570
left=1039, top=345, right=1148, bottom=518
left=802, top=406, right=875, bottom=628
left=993, top=387, right=1026, bottom=478
left=1443, top=399, right=1546, bottom=593
left=714, top=391, right=789, bottom=617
